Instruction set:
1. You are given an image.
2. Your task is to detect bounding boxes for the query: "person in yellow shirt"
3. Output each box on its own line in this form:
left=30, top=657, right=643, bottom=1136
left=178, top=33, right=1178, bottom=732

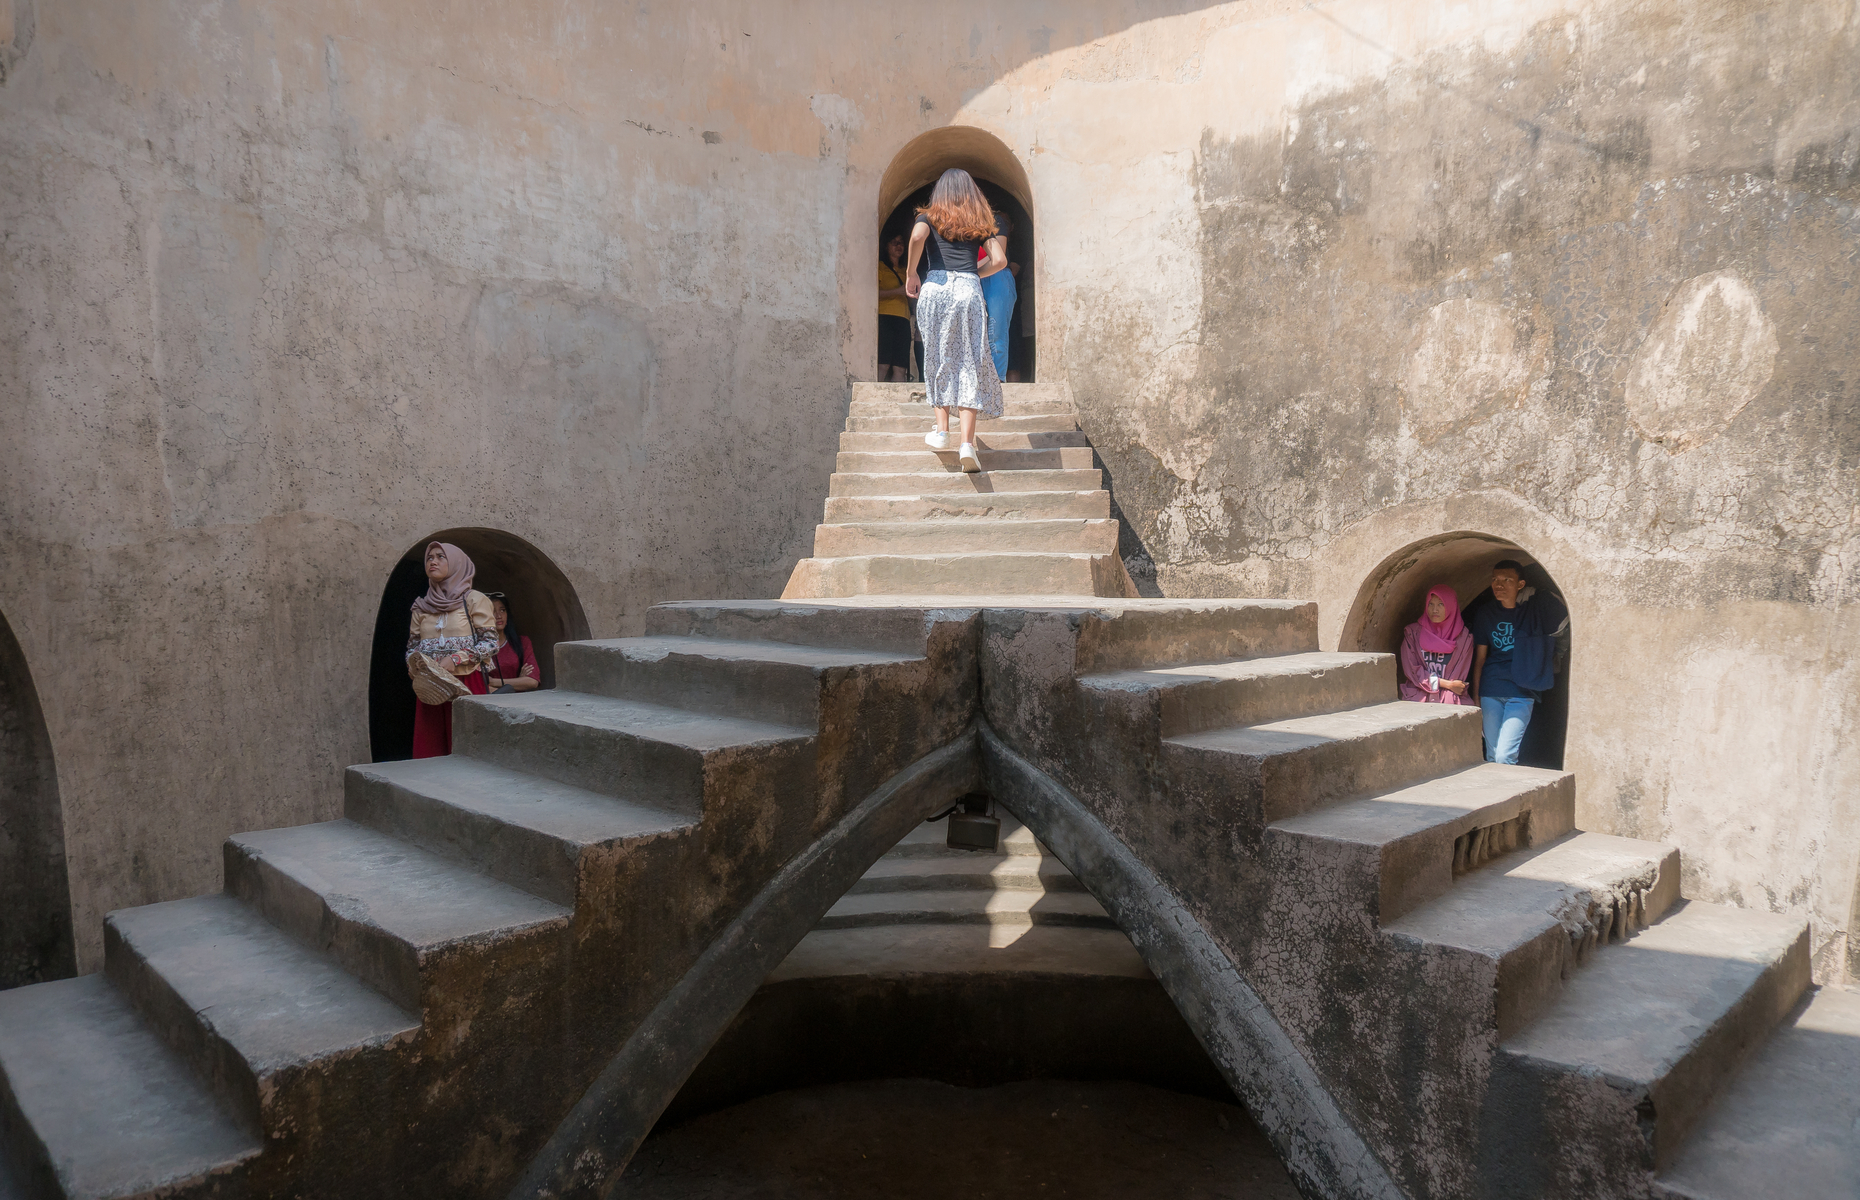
left=878, top=229, right=913, bottom=381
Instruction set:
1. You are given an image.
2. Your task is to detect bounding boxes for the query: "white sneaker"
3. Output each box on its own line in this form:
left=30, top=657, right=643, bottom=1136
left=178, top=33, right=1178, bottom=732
left=958, top=442, right=981, bottom=472
left=925, top=429, right=954, bottom=450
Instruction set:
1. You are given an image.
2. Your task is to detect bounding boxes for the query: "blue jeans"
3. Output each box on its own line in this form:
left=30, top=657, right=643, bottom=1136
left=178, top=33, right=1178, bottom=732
left=1481, top=696, right=1535, bottom=765
left=980, top=268, right=1017, bottom=381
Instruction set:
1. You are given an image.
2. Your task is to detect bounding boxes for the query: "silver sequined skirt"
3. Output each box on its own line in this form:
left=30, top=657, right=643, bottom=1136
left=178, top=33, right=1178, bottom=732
left=918, top=271, right=1004, bottom=419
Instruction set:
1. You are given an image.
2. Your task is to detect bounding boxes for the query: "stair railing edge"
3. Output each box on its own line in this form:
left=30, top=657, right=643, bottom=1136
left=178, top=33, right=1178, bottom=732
left=977, top=721, right=1411, bottom=1200
left=507, top=729, right=985, bottom=1200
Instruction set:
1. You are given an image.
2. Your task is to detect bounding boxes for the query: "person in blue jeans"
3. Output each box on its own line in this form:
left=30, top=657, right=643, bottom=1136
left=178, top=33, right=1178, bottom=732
left=979, top=210, right=1020, bottom=381
left=1471, top=559, right=1536, bottom=764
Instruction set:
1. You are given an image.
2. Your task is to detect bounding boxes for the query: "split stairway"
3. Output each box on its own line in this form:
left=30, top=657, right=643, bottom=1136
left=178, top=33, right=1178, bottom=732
left=0, top=383, right=1852, bottom=1199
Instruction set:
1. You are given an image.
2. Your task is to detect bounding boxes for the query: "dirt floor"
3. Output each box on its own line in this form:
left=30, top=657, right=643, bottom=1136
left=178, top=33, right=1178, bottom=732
left=619, top=1078, right=1303, bottom=1199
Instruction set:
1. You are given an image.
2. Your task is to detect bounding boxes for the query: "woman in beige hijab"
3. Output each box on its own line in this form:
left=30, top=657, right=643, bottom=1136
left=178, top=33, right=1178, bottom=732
left=406, top=541, right=498, bottom=758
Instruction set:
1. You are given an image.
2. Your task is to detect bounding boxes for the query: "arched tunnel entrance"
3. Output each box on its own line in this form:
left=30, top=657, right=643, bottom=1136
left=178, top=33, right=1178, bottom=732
left=1341, top=531, right=1571, bottom=770
left=623, top=794, right=1300, bottom=1198
left=367, top=528, right=590, bottom=762
left=876, top=127, right=1036, bottom=382
left=0, top=608, right=74, bottom=990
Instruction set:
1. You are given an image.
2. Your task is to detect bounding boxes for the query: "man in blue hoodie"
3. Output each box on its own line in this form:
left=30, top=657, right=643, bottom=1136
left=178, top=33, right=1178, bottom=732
left=1469, top=560, right=1564, bottom=764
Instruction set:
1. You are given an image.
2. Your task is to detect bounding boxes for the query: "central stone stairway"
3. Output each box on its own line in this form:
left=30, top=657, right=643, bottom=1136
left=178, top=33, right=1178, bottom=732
left=783, top=382, right=1138, bottom=598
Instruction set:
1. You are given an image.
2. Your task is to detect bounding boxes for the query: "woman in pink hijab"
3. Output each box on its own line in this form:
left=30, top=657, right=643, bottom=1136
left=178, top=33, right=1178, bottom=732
left=406, top=541, right=499, bottom=757
left=1399, top=585, right=1474, bottom=704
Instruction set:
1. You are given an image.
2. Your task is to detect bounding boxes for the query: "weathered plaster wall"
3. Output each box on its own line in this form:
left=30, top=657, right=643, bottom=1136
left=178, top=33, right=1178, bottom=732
left=962, top=1, right=1859, bottom=977
left=0, top=0, right=1227, bottom=971
left=5, top=0, right=1854, bottom=982
left=0, top=1, right=824, bottom=966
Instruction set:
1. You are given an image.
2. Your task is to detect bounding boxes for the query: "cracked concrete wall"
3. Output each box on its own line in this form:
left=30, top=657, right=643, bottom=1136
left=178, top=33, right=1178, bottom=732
left=975, top=1, right=1858, bottom=979
left=0, top=0, right=1245, bottom=972
left=5, top=0, right=1854, bottom=983
left=0, top=0, right=1058, bottom=969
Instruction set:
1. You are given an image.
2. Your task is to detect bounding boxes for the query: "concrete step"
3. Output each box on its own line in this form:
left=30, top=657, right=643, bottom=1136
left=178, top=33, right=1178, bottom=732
left=835, top=447, right=1097, bottom=473
left=995, top=598, right=1319, bottom=673
left=0, top=974, right=260, bottom=1200
left=1384, top=831, right=1681, bottom=1039
left=1653, top=984, right=1860, bottom=1200
left=770, top=925, right=1152, bottom=982
left=645, top=599, right=940, bottom=656
left=839, top=430, right=1091, bottom=452
left=1083, top=651, right=1392, bottom=737
left=842, top=413, right=1079, bottom=434
left=818, top=889, right=1115, bottom=931
left=345, top=755, right=694, bottom=906
left=1167, top=701, right=1482, bottom=824
left=823, top=491, right=1108, bottom=523
left=556, top=635, right=918, bottom=727
left=783, top=552, right=1133, bottom=599
left=828, top=468, right=1104, bottom=496
left=1499, top=900, right=1810, bottom=1189
left=811, top=518, right=1120, bottom=558
left=451, top=690, right=813, bottom=816
left=224, top=818, right=571, bottom=1012
left=1269, top=762, right=1575, bottom=923
left=850, top=381, right=1074, bottom=413
left=103, top=894, right=419, bottom=1138
left=847, top=852, right=1090, bottom=895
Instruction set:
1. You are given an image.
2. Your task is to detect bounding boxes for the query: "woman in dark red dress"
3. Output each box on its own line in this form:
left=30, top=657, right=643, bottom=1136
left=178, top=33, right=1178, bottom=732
left=484, top=593, right=541, bottom=693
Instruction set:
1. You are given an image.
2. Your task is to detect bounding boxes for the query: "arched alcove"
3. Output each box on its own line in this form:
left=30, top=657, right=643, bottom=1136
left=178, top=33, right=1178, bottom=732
left=1341, top=531, right=1571, bottom=769
left=877, top=127, right=1037, bottom=381
left=0, top=609, right=75, bottom=989
left=878, top=127, right=1033, bottom=220
left=367, top=528, right=590, bottom=762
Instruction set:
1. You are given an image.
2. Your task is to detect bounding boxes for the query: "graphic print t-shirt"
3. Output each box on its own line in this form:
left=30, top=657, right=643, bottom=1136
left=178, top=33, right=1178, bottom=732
left=1470, top=602, right=1528, bottom=699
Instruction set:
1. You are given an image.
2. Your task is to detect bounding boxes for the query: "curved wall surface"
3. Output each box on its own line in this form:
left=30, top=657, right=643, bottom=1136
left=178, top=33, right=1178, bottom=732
left=0, top=0, right=1852, bottom=979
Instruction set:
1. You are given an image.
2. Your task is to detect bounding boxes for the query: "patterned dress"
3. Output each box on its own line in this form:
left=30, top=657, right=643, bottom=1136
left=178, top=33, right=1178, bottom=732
left=917, top=270, right=1004, bottom=419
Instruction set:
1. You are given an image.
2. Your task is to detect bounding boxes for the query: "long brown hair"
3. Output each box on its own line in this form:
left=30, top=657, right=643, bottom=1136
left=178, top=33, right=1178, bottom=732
left=917, top=169, right=997, bottom=242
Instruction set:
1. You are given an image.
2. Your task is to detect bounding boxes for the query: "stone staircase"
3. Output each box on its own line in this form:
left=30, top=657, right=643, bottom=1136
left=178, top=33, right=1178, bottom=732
left=653, top=811, right=1244, bottom=1125
left=980, top=601, right=1840, bottom=1200
left=783, top=382, right=1137, bottom=599
left=0, top=601, right=981, bottom=1200
left=1, top=436, right=1852, bottom=1198
left=809, top=811, right=1121, bottom=948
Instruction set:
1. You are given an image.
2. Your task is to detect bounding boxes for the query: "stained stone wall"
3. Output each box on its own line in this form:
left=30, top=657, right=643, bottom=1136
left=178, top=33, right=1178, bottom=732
left=1040, top=1, right=1860, bottom=980
left=2, top=0, right=1853, bottom=979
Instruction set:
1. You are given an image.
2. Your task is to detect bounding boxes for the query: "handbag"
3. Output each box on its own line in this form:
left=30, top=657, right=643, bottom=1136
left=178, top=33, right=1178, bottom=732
left=409, top=650, right=472, bottom=706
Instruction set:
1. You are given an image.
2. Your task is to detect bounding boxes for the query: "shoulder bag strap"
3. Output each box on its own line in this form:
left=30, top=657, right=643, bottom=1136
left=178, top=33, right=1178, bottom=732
left=460, top=595, right=496, bottom=694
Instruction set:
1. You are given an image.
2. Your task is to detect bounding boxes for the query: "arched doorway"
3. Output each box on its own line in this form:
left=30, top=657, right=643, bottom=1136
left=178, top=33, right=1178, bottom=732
left=1341, top=531, right=1571, bottom=769
left=876, top=127, right=1036, bottom=382
left=0, top=609, right=74, bottom=989
left=367, top=529, right=590, bottom=762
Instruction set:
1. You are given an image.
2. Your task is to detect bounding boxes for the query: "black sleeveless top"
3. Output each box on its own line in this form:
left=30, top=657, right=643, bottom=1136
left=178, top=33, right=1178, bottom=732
left=915, top=212, right=982, bottom=276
